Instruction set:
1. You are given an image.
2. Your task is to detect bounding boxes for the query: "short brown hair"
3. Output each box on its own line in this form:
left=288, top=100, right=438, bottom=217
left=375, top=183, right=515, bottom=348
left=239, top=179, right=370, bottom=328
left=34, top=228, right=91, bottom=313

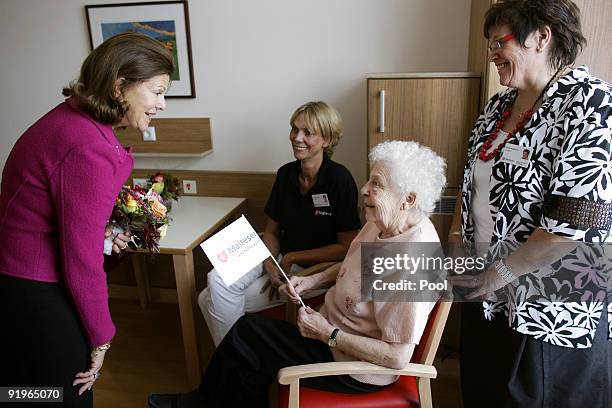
left=290, top=101, right=343, bottom=156
left=63, top=32, right=175, bottom=124
left=484, top=0, right=586, bottom=70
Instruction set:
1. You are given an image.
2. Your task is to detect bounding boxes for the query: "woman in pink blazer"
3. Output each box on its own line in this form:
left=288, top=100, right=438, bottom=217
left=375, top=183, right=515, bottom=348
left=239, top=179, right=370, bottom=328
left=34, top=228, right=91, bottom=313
left=0, top=32, right=174, bottom=407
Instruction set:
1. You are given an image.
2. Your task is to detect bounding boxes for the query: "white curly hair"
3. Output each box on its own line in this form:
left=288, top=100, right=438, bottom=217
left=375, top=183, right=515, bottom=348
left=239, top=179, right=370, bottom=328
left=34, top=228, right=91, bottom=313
left=368, top=140, right=446, bottom=216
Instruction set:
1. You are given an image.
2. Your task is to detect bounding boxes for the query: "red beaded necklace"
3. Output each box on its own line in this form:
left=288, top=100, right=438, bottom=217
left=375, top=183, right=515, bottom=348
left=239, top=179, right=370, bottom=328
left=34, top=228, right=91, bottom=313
left=479, top=67, right=563, bottom=162
left=478, top=105, right=533, bottom=161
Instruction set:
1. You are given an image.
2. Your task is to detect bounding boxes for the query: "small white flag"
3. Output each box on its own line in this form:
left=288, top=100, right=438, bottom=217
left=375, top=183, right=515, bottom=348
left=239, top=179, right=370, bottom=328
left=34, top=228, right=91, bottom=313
left=200, top=215, right=271, bottom=287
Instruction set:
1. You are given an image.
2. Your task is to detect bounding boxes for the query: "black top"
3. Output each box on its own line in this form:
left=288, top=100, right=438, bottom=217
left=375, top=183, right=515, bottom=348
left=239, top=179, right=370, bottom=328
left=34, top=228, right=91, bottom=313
left=264, top=153, right=361, bottom=255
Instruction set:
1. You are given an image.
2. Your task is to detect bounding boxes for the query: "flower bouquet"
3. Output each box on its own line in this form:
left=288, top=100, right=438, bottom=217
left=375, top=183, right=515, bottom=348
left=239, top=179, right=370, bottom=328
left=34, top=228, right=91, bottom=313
left=148, top=172, right=181, bottom=211
left=103, top=185, right=169, bottom=255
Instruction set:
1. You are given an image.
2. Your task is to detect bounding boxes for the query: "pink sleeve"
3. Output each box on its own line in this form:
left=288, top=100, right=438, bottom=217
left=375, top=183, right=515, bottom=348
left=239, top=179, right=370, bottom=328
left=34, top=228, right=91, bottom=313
left=375, top=301, right=434, bottom=344
left=52, top=142, right=119, bottom=347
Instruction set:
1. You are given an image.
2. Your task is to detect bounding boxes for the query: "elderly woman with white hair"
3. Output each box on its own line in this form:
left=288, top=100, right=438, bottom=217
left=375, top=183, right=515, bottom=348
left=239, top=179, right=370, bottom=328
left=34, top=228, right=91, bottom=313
left=148, top=140, right=446, bottom=408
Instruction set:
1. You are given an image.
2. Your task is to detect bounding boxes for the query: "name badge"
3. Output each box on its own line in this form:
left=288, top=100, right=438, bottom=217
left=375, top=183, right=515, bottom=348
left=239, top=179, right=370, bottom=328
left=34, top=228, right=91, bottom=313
left=312, top=193, right=330, bottom=208
left=500, top=144, right=532, bottom=168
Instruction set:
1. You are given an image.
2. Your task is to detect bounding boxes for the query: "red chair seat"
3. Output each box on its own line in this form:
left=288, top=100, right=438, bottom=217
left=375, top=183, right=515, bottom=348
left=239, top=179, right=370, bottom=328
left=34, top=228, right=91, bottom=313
left=258, top=304, right=287, bottom=320
left=278, top=375, right=420, bottom=408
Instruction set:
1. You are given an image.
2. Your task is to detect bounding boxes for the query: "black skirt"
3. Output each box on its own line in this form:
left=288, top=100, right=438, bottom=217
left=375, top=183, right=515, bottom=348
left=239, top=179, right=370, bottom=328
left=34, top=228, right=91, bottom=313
left=460, top=302, right=612, bottom=408
left=0, top=272, right=93, bottom=407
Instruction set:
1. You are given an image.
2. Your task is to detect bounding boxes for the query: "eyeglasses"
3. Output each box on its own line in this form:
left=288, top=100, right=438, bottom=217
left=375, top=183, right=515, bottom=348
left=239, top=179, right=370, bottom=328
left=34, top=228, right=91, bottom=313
left=488, top=33, right=515, bottom=52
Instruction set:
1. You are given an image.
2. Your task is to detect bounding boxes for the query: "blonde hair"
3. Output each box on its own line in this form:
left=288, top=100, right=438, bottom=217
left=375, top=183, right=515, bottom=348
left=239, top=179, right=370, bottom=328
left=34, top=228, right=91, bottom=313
left=290, top=101, right=343, bottom=156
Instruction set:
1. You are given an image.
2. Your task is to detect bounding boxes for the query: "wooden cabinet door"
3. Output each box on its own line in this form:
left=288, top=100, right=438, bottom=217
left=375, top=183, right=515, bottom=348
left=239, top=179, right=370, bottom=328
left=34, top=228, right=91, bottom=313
left=367, top=76, right=480, bottom=239
left=367, top=77, right=480, bottom=189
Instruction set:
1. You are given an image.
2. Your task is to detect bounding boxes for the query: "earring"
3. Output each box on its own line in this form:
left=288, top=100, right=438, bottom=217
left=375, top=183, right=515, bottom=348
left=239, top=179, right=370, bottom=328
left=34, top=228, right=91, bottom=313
left=536, top=46, right=542, bottom=53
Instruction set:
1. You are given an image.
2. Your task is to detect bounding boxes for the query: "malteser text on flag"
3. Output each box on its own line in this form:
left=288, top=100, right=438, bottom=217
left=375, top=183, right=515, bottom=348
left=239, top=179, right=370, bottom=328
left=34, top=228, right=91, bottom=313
left=200, top=215, right=271, bottom=286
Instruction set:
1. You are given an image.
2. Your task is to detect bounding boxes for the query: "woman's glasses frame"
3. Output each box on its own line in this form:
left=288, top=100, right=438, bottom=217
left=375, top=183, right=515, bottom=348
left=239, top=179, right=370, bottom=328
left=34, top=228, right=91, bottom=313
left=488, top=33, right=515, bottom=52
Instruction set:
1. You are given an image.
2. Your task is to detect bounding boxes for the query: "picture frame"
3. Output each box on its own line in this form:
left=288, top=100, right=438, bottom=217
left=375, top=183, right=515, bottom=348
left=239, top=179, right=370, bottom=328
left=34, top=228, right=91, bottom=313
left=85, top=1, right=195, bottom=98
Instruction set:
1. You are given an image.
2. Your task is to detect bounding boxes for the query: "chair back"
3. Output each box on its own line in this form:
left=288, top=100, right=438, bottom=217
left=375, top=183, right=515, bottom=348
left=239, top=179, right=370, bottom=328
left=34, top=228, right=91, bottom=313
left=277, top=300, right=452, bottom=408
left=411, top=301, right=452, bottom=365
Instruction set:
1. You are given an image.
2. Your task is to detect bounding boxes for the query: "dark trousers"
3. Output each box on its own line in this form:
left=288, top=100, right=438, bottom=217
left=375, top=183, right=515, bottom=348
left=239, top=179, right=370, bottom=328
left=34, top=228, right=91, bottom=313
left=0, top=273, right=93, bottom=407
left=460, top=302, right=612, bottom=408
left=199, top=313, right=385, bottom=408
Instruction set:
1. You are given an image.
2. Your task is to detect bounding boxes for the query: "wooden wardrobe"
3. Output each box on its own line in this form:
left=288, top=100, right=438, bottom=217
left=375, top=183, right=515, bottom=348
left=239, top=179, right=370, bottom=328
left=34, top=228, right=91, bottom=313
left=366, top=73, right=481, bottom=239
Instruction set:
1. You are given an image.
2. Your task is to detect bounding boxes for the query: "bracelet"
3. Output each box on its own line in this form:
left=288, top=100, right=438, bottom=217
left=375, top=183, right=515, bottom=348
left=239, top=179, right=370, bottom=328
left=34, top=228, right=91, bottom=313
left=448, top=231, right=462, bottom=236
left=91, top=342, right=111, bottom=359
left=494, top=260, right=517, bottom=284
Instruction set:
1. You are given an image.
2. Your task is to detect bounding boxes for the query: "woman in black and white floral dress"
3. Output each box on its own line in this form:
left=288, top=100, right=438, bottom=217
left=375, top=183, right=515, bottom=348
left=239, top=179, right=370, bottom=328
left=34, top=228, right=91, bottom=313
left=448, top=0, right=611, bottom=407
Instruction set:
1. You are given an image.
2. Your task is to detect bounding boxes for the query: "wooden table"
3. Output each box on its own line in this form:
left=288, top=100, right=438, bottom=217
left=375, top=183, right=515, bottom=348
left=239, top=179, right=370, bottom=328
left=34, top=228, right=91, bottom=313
left=130, top=196, right=247, bottom=388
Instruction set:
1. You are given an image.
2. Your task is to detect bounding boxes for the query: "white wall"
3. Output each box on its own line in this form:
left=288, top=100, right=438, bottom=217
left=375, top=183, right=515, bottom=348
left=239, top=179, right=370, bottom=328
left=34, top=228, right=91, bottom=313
left=0, top=0, right=470, bottom=187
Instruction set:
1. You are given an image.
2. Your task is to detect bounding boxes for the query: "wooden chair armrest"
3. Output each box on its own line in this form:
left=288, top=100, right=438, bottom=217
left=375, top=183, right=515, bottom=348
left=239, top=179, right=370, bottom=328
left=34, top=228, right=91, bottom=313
left=278, top=360, right=437, bottom=384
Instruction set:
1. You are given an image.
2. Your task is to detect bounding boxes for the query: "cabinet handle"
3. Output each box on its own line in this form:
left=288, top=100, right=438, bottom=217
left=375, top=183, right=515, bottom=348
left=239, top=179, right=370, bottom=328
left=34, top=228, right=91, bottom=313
left=378, top=90, right=385, bottom=133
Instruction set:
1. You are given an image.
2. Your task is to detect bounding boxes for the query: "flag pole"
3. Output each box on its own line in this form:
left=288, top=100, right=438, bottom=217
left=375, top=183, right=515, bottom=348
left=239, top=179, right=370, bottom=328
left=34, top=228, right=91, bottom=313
left=269, top=256, right=306, bottom=308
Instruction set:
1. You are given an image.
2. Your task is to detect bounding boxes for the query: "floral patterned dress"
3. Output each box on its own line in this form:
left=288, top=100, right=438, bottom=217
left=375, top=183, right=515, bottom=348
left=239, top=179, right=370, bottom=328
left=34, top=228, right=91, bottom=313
left=460, top=66, right=612, bottom=348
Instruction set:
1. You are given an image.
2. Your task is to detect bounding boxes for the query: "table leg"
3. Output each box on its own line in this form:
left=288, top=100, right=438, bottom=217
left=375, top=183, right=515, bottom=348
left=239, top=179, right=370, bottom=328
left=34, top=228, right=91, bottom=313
left=131, top=254, right=150, bottom=309
left=173, top=252, right=202, bottom=388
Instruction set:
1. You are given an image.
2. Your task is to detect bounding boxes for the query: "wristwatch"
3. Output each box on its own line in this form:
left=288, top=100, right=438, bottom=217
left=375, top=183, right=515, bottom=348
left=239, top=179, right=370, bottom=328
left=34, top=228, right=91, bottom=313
left=328, top=328, right=340, bottom=348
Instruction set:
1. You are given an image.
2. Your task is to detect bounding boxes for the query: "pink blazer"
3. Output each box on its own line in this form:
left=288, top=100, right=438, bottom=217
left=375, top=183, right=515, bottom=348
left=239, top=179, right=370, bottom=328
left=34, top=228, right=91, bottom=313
left=0, top=99, right=133, bottom=346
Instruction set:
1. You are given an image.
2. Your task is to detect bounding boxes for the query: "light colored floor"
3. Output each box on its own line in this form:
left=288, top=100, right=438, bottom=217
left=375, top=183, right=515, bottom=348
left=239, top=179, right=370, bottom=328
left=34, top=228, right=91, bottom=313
left=94, top=300, right=189, bottom=408
left=95, top=299, right=463, bottom=408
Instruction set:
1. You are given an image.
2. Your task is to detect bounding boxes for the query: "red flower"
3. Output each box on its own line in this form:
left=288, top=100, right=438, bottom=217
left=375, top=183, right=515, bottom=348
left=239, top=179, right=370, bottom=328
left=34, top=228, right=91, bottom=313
left=151, top=172, right=165, bottom=183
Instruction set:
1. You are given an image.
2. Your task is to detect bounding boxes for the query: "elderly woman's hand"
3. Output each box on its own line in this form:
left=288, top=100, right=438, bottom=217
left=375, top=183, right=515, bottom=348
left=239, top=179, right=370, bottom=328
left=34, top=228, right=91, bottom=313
left=449, top=265, right=507, bottom=300
left=279, top=275, right=315, bottom=304
left=104, top=226, right=132, bottom=253
left=297, top=307, right=334, bottom=342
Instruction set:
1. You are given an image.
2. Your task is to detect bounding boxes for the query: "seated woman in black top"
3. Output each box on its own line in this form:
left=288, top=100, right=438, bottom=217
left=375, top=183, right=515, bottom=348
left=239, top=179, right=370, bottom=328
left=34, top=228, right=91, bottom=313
left=198, top=101, right=361, bottom=346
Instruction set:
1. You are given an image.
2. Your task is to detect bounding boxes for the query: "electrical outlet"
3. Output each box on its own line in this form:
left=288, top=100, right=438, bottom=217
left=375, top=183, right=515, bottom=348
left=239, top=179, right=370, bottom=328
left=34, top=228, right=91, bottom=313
left=133, top=178, right=149, bottom=188
left=183, top=179, right=197, bottom=194
left=142, top=126, right=156, bottom=141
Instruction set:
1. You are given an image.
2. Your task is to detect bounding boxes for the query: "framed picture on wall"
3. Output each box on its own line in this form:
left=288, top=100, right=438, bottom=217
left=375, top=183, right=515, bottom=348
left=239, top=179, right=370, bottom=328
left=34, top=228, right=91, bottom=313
left=85, top=1, right=195, bottom=98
